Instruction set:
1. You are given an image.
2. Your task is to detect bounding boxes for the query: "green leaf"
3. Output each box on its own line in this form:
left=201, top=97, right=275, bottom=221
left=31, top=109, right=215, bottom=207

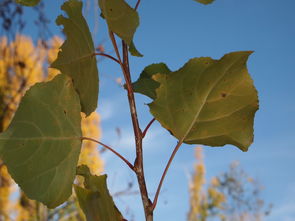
left=51, top=0, right=99, bottom=116
left=99, top=0, right=139, bottom=45
left=75, top=165, right=124, bottom=221
left=0, top=74, right=82, bottom=208
left=195, top=0, right=215, bottom=5
left=149, top=51, right=258, bottom=151
left=129, top=41, right=143, bottom=57
left=132, top=63, right=171, bottom=99
left=15, top=0, right=40, bottom=6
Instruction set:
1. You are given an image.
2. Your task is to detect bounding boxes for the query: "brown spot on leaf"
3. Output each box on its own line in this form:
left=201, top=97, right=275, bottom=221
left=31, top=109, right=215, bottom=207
left=221, top=92, right=227, bottom=98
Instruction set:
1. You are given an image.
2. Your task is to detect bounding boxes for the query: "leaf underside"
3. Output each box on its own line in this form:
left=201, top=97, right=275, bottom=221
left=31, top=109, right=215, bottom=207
left=0, top=74, right=82, bottom=208
left=145, top=51, right=258, bottom=151
left=51, top=0, right=99, bottom=116
left=15, top=0, right=40, bottom=6
left=132, top=63, right=171, bottom=99
left=75, top=165, right=124, bottom=221
left=99, top=0, right=139, bottom=45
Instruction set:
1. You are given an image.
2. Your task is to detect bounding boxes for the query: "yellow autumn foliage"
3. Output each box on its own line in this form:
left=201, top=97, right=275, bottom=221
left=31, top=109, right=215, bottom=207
left=0, top=34, right=103, bottom=220
left=188, top=148, right=225, bottom=221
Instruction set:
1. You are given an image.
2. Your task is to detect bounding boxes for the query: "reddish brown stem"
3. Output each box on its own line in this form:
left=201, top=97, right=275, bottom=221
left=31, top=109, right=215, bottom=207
left=93, top=52, right=120, bottom=64
left=152, top=141, right=182, bottom=210
left=135, top=0, right=141, bottom=10
left=122, top=40, right=153, bottom=221
left=81, top=137, right=134, bottom=171
left=109, top=30, right=153, bottom=220
left=142, top=118, right=156, bottom=138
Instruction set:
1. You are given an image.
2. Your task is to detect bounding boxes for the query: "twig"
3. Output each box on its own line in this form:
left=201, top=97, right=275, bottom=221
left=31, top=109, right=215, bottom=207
left=135, top=0, right=141, bottom=10
left=152, top=141, right=182, bottom=210
left=142, top=118, right=156, bottom=138
left=93, top=52, right=120, bottom=64
left=81, top=137, right=134, bottom=171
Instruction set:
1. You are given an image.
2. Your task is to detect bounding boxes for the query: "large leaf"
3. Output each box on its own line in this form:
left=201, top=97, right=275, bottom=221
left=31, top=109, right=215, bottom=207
left=0, top=74, right=82, bottom=208
left=195, top=0, right=215, bottom=5
left=51, top=0, right=99, bottom=116
left=132, top=63, right=171, bottom=99
left=149, top=51, right=258, bottom=151
left=15, top=0, right=40, bottom=6
left=99, top=0, right=139, bottom=45
left=75, top=165, right=124, bottom=221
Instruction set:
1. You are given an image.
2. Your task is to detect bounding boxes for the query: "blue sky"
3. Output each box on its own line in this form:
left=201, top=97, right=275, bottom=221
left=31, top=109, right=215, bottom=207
left=21, top=0, right=295, bottom=220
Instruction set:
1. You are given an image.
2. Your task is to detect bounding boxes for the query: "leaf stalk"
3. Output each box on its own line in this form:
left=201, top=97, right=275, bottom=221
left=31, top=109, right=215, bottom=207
left=81, top=137, right=134, bottom=171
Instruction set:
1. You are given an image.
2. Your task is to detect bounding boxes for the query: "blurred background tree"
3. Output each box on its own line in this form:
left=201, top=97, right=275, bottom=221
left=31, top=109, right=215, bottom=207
left=188, top=148, right=272, bottom=221
left=0, top=1, right=103, bottom=220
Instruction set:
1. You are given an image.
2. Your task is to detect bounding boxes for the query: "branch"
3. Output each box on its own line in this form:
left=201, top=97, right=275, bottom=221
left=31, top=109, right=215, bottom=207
left=142, top=118, right=156, bottom=138
left=93, top=52, right=120, bottom=64
left=152, top=141, right=182, bottom=210
left=81, top=137, right=134, bottom=171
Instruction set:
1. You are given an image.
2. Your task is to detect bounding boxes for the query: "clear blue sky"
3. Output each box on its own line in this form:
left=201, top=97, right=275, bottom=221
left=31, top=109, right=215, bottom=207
left=22, top=0, right=295, bottom=220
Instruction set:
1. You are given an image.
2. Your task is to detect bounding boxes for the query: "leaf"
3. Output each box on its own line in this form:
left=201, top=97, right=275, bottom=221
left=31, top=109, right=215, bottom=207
left=195, top=0, right=215, bottom=5
left=15, top=0, right=40, bottom=6
left=99, top=0, right=139, bottom=45
left=132, top=63, right=171, bottom=99
left=0, top=74, right=82, bottom=208
left=75, top=165, right=124, bottom=221
left=129, top=41, right=143, bottom=57
left=51, top=0, right=99, bottom=116
left=149, top=51, right=258, bottom=151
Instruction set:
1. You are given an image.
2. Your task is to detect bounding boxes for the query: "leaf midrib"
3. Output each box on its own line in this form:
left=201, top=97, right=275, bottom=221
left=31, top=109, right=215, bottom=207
left=178, top=55, right=241, bottom=144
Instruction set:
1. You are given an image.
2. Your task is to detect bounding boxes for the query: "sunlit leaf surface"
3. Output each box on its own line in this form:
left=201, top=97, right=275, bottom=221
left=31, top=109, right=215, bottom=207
left=148, top=51, right=258, bottom=151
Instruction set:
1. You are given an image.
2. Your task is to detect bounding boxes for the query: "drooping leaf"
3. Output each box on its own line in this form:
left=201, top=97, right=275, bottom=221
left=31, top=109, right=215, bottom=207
left=132, top=63, right=171, bottom=99
left=51, top=0, right=99, bottom=116
left=15, top=0, right=40, bottom=6
left=75, top=165, right=124, bottom=221
left=195, top=0, right=215, bottom=5
left=129, top=41, right=143, bottom=57
left=149, top=51, right=258, bottom=151
left=0, top=74, right=82, bottom=208
left=99, top=0, right=139, bottom=45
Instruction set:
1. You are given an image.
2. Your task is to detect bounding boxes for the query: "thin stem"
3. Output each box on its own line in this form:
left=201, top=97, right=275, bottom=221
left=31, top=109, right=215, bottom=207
left=152, top=141, right=183, bottom=210
left=135, top=0, right=141, bottom=10
left=122, top=41, right=153, bottom=221
left=109, top=30, right=152, bottom=220
left=108, top=31, right=123, bottom=66
left=93, top=52, right=120, bottom=64
left=142, top=118, right=156, bottom=138
left=81, top=137, right=134, bottom=171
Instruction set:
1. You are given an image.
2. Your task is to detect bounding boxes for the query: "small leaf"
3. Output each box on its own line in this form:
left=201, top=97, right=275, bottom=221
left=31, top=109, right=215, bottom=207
left=99, top=0, right=139, bottom=45
left=75, top=165, right=124, bottom=221
left=195, top=0, right=215, bottom=5
left=129, top=41, right=143, bottom=57
left=132, top=63, right=171, bottom=99
left=15, top=0, right=40, bottom=6
left=149, top=51, right=258, bottom=151
left=0, top=74, right=82, bottom=208
left=51, top=0, right=99, bottom=116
